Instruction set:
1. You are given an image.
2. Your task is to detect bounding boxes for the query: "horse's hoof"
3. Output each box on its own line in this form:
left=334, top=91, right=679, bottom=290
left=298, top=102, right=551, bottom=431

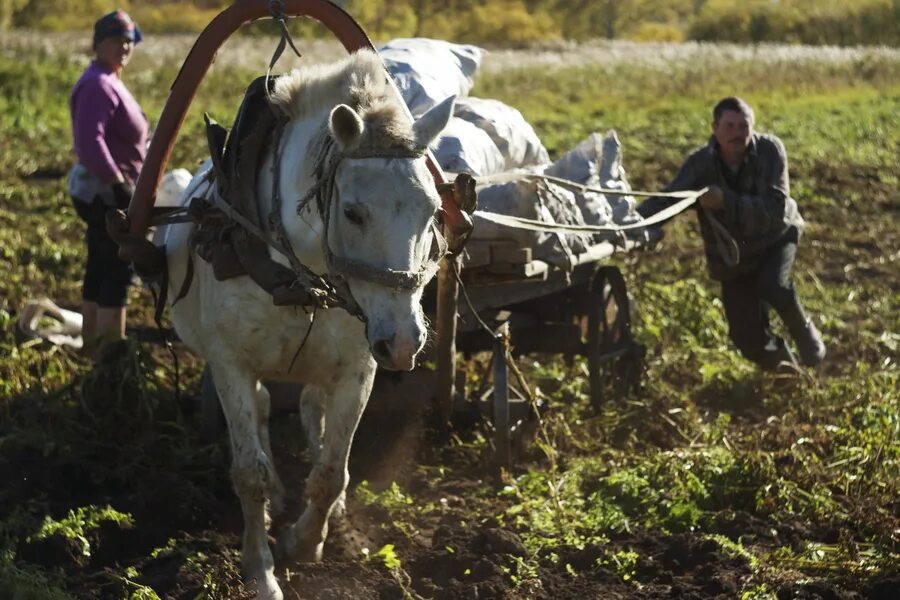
left=297, top=542, right=324, bottom=563
left=275, top=532, right=323, bottom=564
left=244, top=572, right=283, bottom=600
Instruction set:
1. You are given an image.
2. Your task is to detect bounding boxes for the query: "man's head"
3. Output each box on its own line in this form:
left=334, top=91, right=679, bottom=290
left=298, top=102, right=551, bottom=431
left=712, top=97, right=754, bottom=162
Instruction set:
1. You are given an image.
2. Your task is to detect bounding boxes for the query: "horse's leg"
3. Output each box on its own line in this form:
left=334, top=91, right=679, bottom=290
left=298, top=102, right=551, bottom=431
left=299, top=385, right=325, bottom=463
left=256, top=382, right=286, bottom=519
left=276, top=374, right=373, bottom=562
left=300, top=385, right=349, bottom=525
left=212, top=365, right=282, bottom=600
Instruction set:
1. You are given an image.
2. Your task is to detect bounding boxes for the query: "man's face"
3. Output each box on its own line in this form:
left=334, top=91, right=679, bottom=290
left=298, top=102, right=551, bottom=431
left=713, top=109, right=753, bottom=156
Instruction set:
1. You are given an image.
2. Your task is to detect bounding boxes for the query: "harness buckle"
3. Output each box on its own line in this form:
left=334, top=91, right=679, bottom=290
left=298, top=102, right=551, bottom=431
left=436, top=173, right=477, bottom=246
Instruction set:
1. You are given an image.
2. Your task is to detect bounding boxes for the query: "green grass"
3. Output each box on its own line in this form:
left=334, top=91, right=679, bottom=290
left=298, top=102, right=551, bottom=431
left=0, top=34, right=898, bottom=598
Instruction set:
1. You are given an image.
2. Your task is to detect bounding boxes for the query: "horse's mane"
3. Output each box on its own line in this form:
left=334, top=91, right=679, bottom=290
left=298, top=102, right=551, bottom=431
left=269, top=49, right=415, bottom=150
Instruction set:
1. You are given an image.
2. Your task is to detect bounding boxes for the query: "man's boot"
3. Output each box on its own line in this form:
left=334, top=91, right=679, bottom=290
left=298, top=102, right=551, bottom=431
left=761, top=339, right=801, bottom=373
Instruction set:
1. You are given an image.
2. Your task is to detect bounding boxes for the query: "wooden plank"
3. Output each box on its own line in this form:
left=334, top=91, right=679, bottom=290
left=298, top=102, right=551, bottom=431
left=463, top=264, right=549, bottom=285
left=490, top=245, right=532, bottom=265
left=464, top=241, right=533, bottom=268
left=482, top=260, right=548, bottom=278
left=463, top=243, right=491, bottom=269
left=572, top=239, right=640, bottom=266
left=460, top=266, right=567, bottom=307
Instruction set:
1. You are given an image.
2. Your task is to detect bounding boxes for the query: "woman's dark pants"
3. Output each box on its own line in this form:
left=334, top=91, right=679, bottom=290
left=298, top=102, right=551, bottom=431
left=72, top=198, right=132, bottom=308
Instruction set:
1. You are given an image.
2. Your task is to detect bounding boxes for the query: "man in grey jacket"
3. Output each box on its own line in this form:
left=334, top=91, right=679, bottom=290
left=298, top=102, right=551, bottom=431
left=638, top=97, right=825, bottom=370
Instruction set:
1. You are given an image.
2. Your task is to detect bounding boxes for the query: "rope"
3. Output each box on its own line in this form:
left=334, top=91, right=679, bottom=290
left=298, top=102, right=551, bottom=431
left=264, top=0, right=302, bottom=102
left=149, top=278, right=180, bottom=408
left=473, top=188, right=706, bottom=234
left=471, top=184, right=741, bottom=273
left=269, top=118, right=332, bottom=291
left=288, top=304, right=316, bottom=373
left=477, top=171, right=705, bottom=198
left=705, top=211, right=741, bottom=267
left=450, top=257, right=496, bottom=336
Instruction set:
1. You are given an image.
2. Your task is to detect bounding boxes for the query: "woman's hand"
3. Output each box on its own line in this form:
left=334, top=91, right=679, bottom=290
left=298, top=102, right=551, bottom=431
left=111, top=181, right=134, bottom=209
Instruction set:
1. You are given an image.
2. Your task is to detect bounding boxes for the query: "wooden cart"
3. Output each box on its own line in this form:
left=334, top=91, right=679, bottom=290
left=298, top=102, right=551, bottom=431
left=455, top=237, right=649, bottom=408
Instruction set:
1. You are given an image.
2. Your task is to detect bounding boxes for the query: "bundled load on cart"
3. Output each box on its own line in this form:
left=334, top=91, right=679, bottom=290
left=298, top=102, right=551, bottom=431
left=379, top=38, right=655, bottom=277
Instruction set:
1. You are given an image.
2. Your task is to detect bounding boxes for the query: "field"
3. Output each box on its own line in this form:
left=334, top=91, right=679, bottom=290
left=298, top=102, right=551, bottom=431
left=1, top=32, right=898, bottom=599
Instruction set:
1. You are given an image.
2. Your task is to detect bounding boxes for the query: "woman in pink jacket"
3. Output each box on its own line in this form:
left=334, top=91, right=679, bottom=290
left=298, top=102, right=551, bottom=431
left=68, top=9, right=148, bottom=354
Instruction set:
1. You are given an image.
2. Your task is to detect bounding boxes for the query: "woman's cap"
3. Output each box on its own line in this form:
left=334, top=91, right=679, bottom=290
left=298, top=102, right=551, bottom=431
left=93, top=9, right=143, bottom=46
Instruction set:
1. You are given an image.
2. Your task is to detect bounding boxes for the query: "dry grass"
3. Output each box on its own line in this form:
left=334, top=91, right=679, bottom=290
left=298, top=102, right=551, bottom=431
left=5, top=31, right=899, bottom=77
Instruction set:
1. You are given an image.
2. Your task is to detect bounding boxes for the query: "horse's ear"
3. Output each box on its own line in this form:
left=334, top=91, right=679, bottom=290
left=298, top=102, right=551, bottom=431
left=329, top=104, right=364, bottom=151
left=413, top=95, right=455, bottom=148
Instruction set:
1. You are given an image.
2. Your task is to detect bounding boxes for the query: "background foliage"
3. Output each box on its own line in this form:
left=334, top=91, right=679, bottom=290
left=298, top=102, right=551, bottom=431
left=2, top=0, right=899, bottom=46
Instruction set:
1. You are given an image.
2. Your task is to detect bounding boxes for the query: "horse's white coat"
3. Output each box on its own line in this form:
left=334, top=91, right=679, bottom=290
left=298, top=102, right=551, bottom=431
left=157, top=51, right=453, bottom=600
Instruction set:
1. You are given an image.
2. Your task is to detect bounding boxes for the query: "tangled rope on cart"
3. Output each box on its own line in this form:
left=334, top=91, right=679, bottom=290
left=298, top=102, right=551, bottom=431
left=471, top=177, right=741, bottom=268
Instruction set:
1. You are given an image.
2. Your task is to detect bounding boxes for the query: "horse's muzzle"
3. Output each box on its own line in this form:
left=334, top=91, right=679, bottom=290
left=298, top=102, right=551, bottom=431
left=370, top=333, right=422, bottom=371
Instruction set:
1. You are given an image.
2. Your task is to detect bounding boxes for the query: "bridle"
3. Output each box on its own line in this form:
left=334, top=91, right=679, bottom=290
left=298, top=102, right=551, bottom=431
left=267, top=120, right=448, bottom=320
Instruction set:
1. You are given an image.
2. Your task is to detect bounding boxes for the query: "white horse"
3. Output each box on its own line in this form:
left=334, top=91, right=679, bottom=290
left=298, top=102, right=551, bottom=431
left=156, top=50, right=454, bottom=599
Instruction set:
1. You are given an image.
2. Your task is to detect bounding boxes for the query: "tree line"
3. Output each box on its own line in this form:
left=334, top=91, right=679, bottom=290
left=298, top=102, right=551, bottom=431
left=3, top=0, right=898, bottom=46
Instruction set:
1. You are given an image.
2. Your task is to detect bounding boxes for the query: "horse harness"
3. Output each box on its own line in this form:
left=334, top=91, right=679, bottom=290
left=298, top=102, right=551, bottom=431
left=160, top=76, right=447, bottom=320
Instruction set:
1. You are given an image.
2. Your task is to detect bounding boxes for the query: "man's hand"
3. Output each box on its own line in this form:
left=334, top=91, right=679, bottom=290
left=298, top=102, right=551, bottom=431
left=699, top=185, right=725, bottom=211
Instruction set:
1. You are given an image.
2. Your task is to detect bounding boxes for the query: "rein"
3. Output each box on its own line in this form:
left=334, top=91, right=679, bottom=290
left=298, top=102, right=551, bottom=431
left=263, top=118, right=350, bottom=311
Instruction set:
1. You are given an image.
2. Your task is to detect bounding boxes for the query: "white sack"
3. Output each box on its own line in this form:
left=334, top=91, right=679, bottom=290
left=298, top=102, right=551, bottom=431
left=469, top=129, right=649, bottom=267
left=543, top=132, right=604, bottom=184
left=543, top=129, right=641, bottom=227
left=17, top=298, right=83, bottom=349
left=453, top=97, right=549, bottom=170
left=379, top=38, right=484, bottom=117
left=432, top=117, right=506, bottom=176
left=595, top=131, right=641, bottom=225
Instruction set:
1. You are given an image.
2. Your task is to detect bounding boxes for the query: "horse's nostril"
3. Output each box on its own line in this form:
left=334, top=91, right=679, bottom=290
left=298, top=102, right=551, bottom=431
left=372, top=339, right=392, bottom=363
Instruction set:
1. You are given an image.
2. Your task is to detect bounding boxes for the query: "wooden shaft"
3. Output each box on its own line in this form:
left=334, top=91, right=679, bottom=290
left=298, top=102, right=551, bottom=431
left=434, top=254, right=460, bottom=428
left=492, top=322, right=511, bottom=476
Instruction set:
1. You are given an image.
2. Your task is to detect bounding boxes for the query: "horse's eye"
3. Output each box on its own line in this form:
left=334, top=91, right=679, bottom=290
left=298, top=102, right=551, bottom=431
left=343, top=206, right=364, bottom=226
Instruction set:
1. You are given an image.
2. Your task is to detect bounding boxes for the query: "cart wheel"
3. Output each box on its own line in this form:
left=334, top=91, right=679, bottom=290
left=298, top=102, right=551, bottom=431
left=200, top=365, right=225, bottom=442
left=586, top=266, right=635, bottom=410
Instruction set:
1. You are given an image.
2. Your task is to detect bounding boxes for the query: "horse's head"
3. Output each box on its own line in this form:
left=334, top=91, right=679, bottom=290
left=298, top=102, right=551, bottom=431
left=324, top=95, right=455, bottom=371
